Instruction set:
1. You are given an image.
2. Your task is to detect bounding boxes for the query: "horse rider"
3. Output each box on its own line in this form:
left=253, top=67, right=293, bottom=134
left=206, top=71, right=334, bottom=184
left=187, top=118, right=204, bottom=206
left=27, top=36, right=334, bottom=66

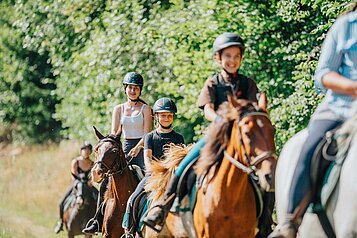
left=269, top=3, right=357, bottom=238
left=54, top=141, right=96, bottom=234
left=82, top=72, right=152, bottom=234
left=143, top=32, right=263, bottom=231
left=122, top=97, right=185, bottom=237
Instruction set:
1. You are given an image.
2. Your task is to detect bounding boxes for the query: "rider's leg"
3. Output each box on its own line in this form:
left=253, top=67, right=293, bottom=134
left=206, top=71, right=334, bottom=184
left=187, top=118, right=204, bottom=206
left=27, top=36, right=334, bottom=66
left=269, top=119, right=342, bottom=238
left=82, top=177, right=108, bottom=234
left=143, top=137, right=206, bottom=232
left=122, top=176, right=147, bottom=233
left=54, top=187, right=72, bottom=233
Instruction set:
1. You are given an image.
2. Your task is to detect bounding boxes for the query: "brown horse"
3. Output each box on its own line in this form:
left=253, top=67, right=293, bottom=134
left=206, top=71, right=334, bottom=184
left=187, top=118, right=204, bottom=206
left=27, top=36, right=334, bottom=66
left=91, top=127, right=139, bottom=238
left=145, top=93, right=276, bottom=238
left=63, top=173, right=98, bottom=238
left=145, top=144, right=194, bottom=238
left=193, top=93, right=276, bottom=237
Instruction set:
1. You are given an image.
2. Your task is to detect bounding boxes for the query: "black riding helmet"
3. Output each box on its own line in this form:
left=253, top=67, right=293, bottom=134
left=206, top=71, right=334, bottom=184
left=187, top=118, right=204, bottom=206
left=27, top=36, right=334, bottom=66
left=153, top=98, right=177, bottom=114
left=123, top=72, right=144, bottom=87
left=213, top=32, right=245, bottom=55
left=81, top=141, right=93, bottom=151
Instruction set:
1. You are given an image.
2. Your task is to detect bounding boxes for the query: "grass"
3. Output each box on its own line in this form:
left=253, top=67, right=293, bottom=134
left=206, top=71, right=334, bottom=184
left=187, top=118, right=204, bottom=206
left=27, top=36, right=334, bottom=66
left=0, top=140, right=98, bottom=238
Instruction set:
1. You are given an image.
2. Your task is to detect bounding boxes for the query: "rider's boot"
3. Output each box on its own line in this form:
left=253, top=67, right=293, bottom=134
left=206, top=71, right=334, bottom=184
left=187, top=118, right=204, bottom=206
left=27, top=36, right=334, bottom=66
left=54, top=219, right=63, bottom=234
left=82, top=204, right=104, bottom=234
left=142, top=174, right=180, bottom=232
left=268, top=214, right=300, bottom=238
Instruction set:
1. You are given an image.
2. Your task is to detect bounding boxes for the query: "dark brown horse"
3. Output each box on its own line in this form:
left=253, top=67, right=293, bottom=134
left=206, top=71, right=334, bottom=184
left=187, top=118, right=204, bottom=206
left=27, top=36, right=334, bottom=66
left=145, top=93, right=276, bottom=238
left=91, top=127, right=139, bottom=238
left=63, top=173, right=98, bottom=238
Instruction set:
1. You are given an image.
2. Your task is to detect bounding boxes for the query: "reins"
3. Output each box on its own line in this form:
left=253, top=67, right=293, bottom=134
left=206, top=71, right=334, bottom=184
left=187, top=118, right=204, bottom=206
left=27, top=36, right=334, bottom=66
left=223, top=110, right=277, bottom=175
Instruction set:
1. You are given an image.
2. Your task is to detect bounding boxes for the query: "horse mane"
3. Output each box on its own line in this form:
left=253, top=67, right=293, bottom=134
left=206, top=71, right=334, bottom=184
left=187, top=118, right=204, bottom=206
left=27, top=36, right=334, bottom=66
left=145, top=143, right=193, bottom=202
left=194, top=99, right=259, bottom=177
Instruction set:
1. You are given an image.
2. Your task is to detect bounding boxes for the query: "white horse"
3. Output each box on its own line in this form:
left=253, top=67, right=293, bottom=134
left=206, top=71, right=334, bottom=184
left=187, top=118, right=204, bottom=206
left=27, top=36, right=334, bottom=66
left=275, top=119, right=357, bottom=237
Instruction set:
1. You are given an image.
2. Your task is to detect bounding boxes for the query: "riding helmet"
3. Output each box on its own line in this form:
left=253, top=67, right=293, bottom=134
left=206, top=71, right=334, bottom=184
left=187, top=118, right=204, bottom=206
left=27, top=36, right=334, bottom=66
left=123, top=72, right=144, bottom=87
left=81, top=141, right=93, bottom=151
left=153, top=98, right=177, bottom=114
left=213, top=32, right=245, bottom=54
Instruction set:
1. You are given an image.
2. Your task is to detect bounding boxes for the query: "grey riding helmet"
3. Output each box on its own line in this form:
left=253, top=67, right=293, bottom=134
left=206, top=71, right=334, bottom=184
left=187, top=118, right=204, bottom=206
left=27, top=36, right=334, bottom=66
left=213, top=32, right=245, bottom=54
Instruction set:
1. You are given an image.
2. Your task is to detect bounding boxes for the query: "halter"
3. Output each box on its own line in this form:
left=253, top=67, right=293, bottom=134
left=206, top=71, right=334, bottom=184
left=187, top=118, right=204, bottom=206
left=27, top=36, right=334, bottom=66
left=94, top=137, right=132, bottom=177
left=224, top=110, right=277, bottom=175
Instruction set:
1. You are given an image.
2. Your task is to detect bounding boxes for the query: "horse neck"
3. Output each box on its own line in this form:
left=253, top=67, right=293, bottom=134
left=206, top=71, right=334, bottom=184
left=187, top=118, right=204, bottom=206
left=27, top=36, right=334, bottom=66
left=110, top=168, right=137, bottom=201
left=214, top=122, right=251, bottom=198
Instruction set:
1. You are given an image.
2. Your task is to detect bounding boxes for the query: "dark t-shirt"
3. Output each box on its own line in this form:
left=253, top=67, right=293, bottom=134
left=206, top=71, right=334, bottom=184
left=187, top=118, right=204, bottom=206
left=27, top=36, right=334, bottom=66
left=144, top=129, right=185, bottom=160
left=197, top=72, right=259, bottom=110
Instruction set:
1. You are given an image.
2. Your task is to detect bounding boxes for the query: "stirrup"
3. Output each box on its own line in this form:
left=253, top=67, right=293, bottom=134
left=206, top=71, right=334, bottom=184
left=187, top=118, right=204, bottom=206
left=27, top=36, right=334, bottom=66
left=120, top=232, right=135, bottom=238
left=142, top=205, right=166, bottom=233
left=83, top=218, right=99, bottom=235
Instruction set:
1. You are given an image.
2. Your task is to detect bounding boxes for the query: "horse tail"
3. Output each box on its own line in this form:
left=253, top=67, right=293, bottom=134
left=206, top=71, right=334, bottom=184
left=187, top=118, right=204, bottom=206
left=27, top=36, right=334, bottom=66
left=145, top=143, right=193, bottom=202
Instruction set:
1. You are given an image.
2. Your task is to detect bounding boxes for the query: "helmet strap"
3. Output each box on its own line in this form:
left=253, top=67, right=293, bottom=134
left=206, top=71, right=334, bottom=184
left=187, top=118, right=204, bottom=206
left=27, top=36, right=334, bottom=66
left=222, top=68, right=235, bottom=81
left=159, top=122, right=172, bottom=129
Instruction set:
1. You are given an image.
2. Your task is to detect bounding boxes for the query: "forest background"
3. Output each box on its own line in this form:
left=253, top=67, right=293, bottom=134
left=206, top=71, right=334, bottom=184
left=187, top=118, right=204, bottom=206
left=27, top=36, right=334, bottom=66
left=0, top=0, right=354, bottom=237
left=0, top=0, right=354, bottom=151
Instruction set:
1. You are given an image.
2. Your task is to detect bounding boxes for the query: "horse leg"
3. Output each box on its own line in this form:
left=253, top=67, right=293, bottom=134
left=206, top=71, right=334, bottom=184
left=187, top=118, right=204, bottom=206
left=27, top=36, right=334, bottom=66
left=84, top=234, right=92, bottom=238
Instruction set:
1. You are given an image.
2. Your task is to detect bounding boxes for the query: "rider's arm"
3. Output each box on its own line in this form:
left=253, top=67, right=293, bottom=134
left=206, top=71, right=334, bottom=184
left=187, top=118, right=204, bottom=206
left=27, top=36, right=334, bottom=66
left=314, top=19, right=357, bottom=96
left=144, top=149, right=153, bottom=173
left=70, top=159, right=78, bottom=181
left=322, top=72, right=357, bottom=97
left=203, top=103, right=219, bottom=122
left=143, top=132, right=153, bottom=173
left=111, top=104, right=122, bottom=136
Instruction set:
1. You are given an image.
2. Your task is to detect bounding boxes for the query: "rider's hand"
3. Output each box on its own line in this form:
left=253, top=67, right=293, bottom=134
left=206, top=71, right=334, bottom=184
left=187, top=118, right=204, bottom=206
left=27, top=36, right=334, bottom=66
left=128, top=146, right=141, bottom=157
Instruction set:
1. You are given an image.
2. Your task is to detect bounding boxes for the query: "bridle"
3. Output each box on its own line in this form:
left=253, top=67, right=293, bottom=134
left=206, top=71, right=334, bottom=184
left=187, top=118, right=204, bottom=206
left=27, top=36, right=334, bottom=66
left=94, top=137, right=130, bottom=177
left=224, top=110, right=277, bottom=175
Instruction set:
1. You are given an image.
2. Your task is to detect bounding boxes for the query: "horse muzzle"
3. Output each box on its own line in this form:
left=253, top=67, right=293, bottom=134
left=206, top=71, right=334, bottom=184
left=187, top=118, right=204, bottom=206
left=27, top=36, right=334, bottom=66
left=91, top=165, right=105, bottom=183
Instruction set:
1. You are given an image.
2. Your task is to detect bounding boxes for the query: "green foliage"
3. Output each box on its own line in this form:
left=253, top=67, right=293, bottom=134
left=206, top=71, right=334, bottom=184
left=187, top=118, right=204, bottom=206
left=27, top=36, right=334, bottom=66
left=0, top=0, right=352, bottom=148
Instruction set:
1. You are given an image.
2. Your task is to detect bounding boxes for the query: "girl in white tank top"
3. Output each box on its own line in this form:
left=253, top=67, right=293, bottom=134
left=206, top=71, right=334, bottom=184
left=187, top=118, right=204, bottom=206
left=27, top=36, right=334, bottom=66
left=111, top=72, right=152, bottom=170
left=82, top=72, right=152, bottom=235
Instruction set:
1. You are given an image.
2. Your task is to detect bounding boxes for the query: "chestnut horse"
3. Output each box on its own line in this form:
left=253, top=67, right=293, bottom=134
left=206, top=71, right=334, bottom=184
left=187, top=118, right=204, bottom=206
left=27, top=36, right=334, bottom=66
left=63, top=173, right=98, bottom=238
left=91, top=127, right=139, bottom=238
left=145, top=94, right=277, bottom=238
left=145, top=144, right=194, bottom=238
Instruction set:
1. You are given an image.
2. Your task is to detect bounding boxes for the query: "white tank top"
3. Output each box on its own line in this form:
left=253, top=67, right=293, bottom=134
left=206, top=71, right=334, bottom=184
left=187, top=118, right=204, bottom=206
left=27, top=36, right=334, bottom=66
left=120, top=104, right=145, bottom=139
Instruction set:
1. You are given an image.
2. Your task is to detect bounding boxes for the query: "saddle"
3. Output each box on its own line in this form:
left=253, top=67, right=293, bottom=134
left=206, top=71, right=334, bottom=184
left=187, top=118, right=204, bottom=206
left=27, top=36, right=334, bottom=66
left=309, top=120, right=357, bottom=238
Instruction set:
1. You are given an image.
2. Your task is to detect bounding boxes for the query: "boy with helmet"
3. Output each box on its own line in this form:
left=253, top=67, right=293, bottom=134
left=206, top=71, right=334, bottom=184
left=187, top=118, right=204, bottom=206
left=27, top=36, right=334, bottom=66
left=54, top=141, right=96, bottom=233
left=83, top=72, right=152, bottom=235
left=143, top=32, right=261, bottom=232
left=122, top=97, right=184, bottom=236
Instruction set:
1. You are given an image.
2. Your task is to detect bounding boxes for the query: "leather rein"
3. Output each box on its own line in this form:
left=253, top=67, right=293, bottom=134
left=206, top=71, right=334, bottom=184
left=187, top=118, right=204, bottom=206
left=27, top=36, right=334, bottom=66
left=224, top=111, right=277, bottom=175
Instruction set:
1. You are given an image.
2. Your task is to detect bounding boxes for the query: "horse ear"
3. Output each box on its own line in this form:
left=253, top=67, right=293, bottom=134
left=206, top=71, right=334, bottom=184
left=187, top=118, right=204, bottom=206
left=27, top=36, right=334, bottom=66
left=227, top=93, right=240, bottom=108
left=258, top=91, right=268, bottom=111
left=93, top=126, right=105, bottom=140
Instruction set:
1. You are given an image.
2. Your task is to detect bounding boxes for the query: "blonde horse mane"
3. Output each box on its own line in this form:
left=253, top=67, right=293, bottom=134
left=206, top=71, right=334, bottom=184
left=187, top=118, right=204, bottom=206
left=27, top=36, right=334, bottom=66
left=145, top=143, right=193, bottom=202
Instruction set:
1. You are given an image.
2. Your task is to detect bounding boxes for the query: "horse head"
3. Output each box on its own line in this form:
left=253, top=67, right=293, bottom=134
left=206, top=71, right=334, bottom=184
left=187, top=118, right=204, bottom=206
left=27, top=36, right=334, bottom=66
left=228, top=92, right=277, bottom=192
left=72, top=173, right=90, bottom=207
left=91, top=126, right=127, bottom=183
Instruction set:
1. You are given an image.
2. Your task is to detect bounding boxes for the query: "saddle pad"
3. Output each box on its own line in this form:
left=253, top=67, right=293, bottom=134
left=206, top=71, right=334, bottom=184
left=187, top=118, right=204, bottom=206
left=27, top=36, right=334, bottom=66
left=63, top=193, right=76, bottom=211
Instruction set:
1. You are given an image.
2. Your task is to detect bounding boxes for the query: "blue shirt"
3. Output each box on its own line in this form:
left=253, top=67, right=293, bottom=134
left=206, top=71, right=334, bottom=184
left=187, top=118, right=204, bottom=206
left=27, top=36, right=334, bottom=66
left=314, top=10, right=357, bottom=119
